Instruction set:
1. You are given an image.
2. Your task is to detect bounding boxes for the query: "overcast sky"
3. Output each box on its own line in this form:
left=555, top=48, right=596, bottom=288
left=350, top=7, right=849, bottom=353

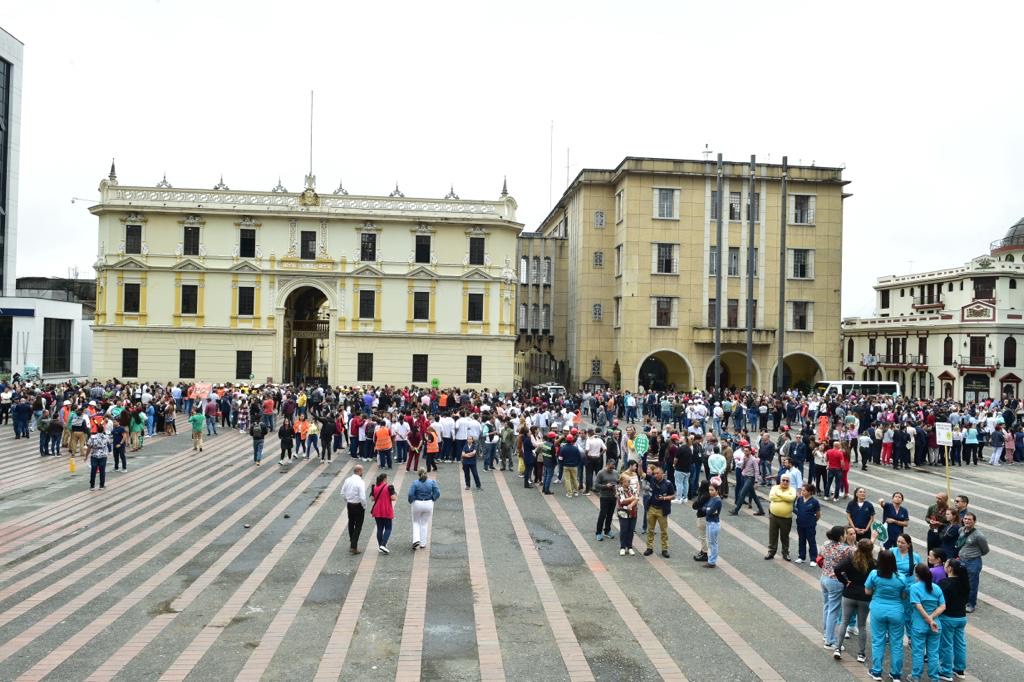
left=4, top=0, right=1023, bottom=316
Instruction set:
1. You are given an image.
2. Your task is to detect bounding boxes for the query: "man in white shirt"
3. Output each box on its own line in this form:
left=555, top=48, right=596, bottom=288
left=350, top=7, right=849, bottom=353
left=393, top=419, right=411, bottom=464
left=341, top=465, right=367, bottom=554
left=439, top=413, right=456, bottom=462
left=583, top=430, right=607, bottom=494
left=454, top=411, right=473, bottom=461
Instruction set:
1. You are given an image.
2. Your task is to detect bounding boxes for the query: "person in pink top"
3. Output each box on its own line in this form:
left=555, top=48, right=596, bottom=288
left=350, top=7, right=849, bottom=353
left=370, top=473, right=397, bottom=554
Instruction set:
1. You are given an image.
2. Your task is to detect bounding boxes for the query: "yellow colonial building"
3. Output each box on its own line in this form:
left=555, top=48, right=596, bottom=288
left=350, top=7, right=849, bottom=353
left=516, top=156, right=848, bottom=392
left=90, top=167, right=522, bottom=387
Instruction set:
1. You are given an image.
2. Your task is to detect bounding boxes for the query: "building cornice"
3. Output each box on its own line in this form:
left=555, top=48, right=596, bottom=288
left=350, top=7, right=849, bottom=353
left=90, top=183, right=522, bottom=230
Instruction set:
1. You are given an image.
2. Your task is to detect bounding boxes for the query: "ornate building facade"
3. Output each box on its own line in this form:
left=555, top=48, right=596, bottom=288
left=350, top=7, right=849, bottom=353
left=842, top=217, right=1024, bottom=402
left=516, top=156, right=848, bottom=392
left=90, top=170, right=522, bottom=387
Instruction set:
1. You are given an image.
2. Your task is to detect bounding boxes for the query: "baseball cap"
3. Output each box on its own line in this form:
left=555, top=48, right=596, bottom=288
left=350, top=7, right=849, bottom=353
left=547, top=431, right=557, bottom=439
left=566, top=435, right=575, bottom=443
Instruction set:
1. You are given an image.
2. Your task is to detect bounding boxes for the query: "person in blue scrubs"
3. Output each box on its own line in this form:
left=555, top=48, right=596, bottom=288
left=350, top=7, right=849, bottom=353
left=865, top=549, right=907, bottom=682
left=909, top=562, right=946, bottom=682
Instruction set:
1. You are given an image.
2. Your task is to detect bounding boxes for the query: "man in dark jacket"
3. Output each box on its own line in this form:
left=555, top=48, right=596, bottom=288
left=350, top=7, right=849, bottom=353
left=644, top=465, right=676, bottom=558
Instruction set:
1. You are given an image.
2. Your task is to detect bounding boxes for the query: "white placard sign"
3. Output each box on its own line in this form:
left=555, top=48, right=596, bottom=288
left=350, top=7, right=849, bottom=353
left=935, top=422, right=953, bottom=447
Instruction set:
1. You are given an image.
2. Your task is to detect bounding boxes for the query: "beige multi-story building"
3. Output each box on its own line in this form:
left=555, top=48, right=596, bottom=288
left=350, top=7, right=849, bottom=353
left=515, top=156, right=848, bottom=392
left=842, top=217, right=1024, bottom=402
left=90, top=169, right=522, bottom=387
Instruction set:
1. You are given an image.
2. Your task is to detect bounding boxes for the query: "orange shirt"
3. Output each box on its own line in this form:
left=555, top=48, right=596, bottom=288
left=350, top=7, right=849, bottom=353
left=374, top=425, right=393, bottom=451
left=426, top=427, right=440, bottom=454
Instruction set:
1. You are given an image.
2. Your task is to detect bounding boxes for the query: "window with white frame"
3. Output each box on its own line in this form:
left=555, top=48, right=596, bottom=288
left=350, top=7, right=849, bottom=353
left=518, top=304, right=527, bottom=330
left=652, top=243, right=678, bottom=274
left=787, top=300, right=814, bottom=330
left=593, top=250, right=604, bottom=268
left=615, top=190, right=624, bottom=222
left=788, top=248, right=815, bottom=279
left=592, top=303, right=603, bottom=321
left=651, top=297, right=678, bottom=328
left=728, top=247, right=740, bottom=276
left=654, top=188, right=678, bottom=219
left=594, top=210, right=605, bottom=228
left=791, top=194, right=816, bottom=224
left=728, top=192, right=742, bottom=221
left=709, top=245, right=719, bottom=276
left=615, top=244, right=623, bottom=276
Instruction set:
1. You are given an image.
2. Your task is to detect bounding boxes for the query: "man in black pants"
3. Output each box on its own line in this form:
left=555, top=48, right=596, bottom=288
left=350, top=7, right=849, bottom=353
left=341, top=465, right=367, bottom=554
left=594, top=459, right=619, bottom=541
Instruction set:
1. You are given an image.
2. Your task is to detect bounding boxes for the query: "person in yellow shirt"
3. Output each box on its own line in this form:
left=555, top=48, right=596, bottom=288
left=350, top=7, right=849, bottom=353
left=765, top=474, right=797, bottom=561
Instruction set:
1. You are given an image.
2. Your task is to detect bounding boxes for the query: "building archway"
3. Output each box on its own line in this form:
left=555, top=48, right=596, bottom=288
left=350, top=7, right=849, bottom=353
left=704, top=351, right=759, bottom=391
left=636, top=349, right=693, bottom=391
left=281, top=285, right=331, bottom=385
left=770, top=352, right=824, bottom=391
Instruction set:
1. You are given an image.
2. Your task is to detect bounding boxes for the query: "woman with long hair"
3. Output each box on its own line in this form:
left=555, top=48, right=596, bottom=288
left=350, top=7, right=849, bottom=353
left=895, top=532, right=922, bottom=630
left=370, top=472, right=397, bottom=554
left=910, top=562, right=946, bottom=682
left=865, top=549, right=907, bottom=682
left=832, top=538, right=876, bottom=662
left=938, top=558, right=971, bottom=680
left=407, top=468, right=440, bottom=550
left=615, top=472, right=639, bottom=556
left=819, top=525, right=852, bottom=651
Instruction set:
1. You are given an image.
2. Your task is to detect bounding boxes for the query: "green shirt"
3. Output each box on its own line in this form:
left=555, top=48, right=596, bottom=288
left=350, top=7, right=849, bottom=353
left=189, top=413, right=206, bottom=433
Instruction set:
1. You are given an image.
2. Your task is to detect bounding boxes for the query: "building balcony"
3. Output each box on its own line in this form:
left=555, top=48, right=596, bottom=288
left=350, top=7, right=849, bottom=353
left=286, top=319, right=330, bottom=338
left=912, top=294, right=943, bottom=310
left=692, top=327, right=776, bottom=345
left=990, top=235, right=1024, bottom=253
left=861, top=353, right=928, bottom=369
left=954, top=355, right=999, bottom=375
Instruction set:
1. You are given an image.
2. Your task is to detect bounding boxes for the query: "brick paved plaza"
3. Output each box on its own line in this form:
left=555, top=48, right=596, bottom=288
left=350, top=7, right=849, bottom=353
left=1, top=429, right=1022, bottom=681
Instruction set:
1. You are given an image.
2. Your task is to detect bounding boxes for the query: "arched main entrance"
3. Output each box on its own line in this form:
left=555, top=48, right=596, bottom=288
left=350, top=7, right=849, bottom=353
left=704, top=351, right=758, bottom=391
left=636, top=350, right=692, bottom=392
left=771, top=352, right=824, bottom=391
left=283, top=286, right=330, bottom=385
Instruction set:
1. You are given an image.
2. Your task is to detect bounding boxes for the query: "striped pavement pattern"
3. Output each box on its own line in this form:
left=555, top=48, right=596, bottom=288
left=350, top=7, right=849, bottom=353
left=0, top=428, right=1023, bottom=681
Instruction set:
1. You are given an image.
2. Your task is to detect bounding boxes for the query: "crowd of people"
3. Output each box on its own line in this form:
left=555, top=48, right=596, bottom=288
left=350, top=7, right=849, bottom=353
left=2, top=377, right=1012, bottom=678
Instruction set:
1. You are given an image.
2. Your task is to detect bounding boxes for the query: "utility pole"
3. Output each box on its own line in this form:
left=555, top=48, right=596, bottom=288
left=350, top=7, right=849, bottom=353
left=714, top=153, right=724, bottom=397
left=745, top=155, right=755, bottom=390
left=776, top=156, right=789, bottom=392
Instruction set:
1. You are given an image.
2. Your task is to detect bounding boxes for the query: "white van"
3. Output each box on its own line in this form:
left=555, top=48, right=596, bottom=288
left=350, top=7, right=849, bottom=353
left=814, top=380, right=901, bottom=397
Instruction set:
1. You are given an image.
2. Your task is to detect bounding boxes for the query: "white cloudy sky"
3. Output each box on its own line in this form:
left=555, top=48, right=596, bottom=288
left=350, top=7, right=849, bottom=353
left=4, top=0, right=1023, bottom=316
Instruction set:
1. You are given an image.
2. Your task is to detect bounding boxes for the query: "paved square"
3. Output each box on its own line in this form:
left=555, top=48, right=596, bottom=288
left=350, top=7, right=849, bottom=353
left=1, top=429, right=1021, bottom=681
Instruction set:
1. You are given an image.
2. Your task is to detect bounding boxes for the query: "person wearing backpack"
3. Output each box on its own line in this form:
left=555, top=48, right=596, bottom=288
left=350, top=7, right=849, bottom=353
left=250, top=420, right=269, bottom=466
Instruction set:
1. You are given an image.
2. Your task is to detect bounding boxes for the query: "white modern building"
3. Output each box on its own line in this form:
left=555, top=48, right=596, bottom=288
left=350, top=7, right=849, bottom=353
left=842, top=217, right=1024, bottom=403
left=0, top=26, right=89, bottom=380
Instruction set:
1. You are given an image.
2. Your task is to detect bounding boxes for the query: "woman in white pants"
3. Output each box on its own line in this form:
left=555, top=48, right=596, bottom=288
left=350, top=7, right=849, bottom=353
left=406, top=468, right=440, bottom=550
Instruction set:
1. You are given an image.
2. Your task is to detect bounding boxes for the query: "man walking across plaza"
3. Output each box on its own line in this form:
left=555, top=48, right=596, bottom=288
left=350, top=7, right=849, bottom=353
left=643, top=464, right=676, bottom=558
left=765, top=473, right=797, bottom=561
left=87, top=427, right=111, bottom=490
left=341, top=465, right=368, bottom=554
